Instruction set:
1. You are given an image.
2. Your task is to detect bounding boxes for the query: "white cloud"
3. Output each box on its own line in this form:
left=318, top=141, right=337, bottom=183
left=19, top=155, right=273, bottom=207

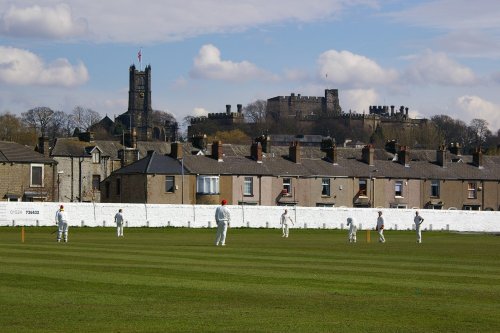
left=317, top=50, right=398, bottom=88
left=189, top=44, right=274, bottom=81
left=0, top=1, right=377, bottom=43
left=0, top=4, right=87, bottom=39
left=341, top=89, right=378, bottom=113
left=193, top=107, right=209, bottom=117
left=387, top=0, right=500, bottom=31
left=456, top=95, right=500, bottom=131
left=0, top=46, right=89, bottom=87
left=405, top=50, right=477, bottom=86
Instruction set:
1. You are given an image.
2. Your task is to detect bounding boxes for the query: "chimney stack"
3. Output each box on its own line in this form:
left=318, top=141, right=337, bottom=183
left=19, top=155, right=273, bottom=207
left=390, top=105, right=395, bottom=116
left=398, top=146, right=410, bottom=167
left=170, top=142, right=183, bottom=160
left=251, top=142, right=262, bottom=163
left=473, top=147, right=483, bottom=169
left=325, top=145, right=338, bottom=165
left=255, top=135, right=271, bottom=153
left=226, top=105, right=231, bottom=115
left=212, top=141, right=223, bottom=162
left=38, top=137, right=50, bottom=157
left=119, top=148, right=139, bottom=167
left=289, top=141, right=301, bottom=163
left=237, top=104, right=243, bottom=114
left=448, top=143, right=462, bottom=156
left=362, top=144, right=375, bottom=166
left=436, top=145, right=447, bottom=168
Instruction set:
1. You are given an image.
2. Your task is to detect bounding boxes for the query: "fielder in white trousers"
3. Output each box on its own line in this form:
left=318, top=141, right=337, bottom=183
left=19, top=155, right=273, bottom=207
left=280, top=209, right=294, bottom=238
left=55, top=205, right=69, bottom=243
left=376, top=211, right=385, bottom=243
left=414, top=211, right=425, bottom=243
left=346, top=217, right=357, bottom=243
left=114, top=209, right=124, bottom=237
left=215, top=200, right=231, bottom=246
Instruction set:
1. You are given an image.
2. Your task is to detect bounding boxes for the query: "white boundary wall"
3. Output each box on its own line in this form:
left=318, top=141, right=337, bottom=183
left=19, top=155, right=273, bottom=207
left=0, top=202, right=499, bottom=232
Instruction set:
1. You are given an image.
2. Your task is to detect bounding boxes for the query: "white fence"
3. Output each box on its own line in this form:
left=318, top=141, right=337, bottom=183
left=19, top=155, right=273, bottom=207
left=0, top=202, right=499, bottom=232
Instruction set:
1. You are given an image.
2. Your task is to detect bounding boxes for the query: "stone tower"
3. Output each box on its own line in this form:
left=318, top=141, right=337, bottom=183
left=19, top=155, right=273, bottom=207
left=122, top=64, right=153, bottom=141
left=324, top=89, right=341, bottom=116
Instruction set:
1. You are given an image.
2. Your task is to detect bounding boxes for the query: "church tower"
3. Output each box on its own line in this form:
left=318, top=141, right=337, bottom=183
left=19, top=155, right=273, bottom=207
left=124, top=64, right=153, bottom=141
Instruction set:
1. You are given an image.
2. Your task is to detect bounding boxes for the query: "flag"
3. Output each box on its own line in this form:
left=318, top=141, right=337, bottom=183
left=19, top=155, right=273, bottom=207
left=137, top=49, right=142, bottom=63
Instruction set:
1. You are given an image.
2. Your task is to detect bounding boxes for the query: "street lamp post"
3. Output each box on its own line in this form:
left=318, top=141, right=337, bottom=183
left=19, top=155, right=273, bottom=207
left=57, top=170, right=64, bottom=202
left=370, top=169, right=378, bottom=208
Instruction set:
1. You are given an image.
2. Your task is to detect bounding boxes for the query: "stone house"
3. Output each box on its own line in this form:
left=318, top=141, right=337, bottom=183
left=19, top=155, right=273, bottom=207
left=51, top=132, right=170, bottom=202
left=99, top=139, right=500, bottom=210
left=0, top=140, right=57, bottom=202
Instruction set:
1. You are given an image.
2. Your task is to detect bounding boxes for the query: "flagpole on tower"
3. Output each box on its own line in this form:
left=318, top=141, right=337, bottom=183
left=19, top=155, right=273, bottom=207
left=138, top=48, right=142, bottom=71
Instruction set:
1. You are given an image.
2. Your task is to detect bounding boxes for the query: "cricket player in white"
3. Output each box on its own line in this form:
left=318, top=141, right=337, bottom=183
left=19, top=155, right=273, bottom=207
left=55, top=205, right=69, bottom=243
left=215, top=199, right=230, bottom=246
left=376, top=211, right=385, bottom=243
left=114, top=209, right=124, bottom=237
left=414, top=211, right=425, bottom=243
left=280, top=209, right=294, bottom=238
left=346, top=217, right=357, bottom=243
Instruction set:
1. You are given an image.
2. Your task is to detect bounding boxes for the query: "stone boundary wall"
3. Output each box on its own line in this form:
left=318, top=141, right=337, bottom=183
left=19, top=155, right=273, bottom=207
left=0, top=202, right=498, bottom=232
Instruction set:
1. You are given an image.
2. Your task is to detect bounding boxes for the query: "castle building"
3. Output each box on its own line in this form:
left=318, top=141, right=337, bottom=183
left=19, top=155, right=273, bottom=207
left=266, top=89, right=342, bottom=120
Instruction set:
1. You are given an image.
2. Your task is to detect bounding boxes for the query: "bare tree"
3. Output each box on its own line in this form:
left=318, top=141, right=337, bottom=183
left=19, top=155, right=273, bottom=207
left=72, top=106, right=101, bottom=131
left=21, top=107, right=55, bottom=137
left=243, top=100, right=267, bottom=123
left=152, top=110, right=176, bottom=125
left=469, top=118, right=491, bottom=147
left=48, top=111, right=75, bottom=139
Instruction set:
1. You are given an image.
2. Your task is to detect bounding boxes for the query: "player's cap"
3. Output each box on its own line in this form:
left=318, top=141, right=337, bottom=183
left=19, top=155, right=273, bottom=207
left=221, top=199, right=227, bottom=205
left=60, top=205, right=64, bottom=209
left=347, top=217, right=352, bottom=222
left=378, top=210, right=382, bottom=214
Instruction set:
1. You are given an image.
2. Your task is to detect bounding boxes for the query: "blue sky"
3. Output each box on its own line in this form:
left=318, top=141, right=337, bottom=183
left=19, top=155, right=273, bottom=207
left=1, top=0, right=500, bottom=131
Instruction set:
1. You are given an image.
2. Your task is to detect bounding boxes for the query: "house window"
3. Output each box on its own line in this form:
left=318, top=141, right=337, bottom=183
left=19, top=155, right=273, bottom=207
left=321, top=178, right=330, bottom=196
left=165, top=176, right=175, bottom=193
left=197, top=175, right=219, bottom=194
left=359, top=179, right=367, bottom=196
left=243, top=177, right=253, bottom=196
left=282, top=178, right=292, bottom=195
left=116, top=178, right=121, bottom=195
left=92, top=150, right=100, bottom=164
left=431, top=180, right=440, bottom=197
left=92, top=175, right=101, bottom=190
left=467, top=182, right=477, bottom=199
left=395, top=180, right=403, bottom=197
left=30, top=164, right=43, bottom=187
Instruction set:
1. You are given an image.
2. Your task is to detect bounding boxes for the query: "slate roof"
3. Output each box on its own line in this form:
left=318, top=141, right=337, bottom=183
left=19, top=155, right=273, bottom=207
left=113, top=151, right=185, bottom=174
left=0, top=141, right=56, bottom=164
left=180, top=143, right=500, bottom=180
left=51, top=137, right=170, bottom=160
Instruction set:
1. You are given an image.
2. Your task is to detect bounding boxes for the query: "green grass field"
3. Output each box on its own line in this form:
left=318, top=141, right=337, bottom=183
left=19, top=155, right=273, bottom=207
left=0, top=227, right=499, bottom=333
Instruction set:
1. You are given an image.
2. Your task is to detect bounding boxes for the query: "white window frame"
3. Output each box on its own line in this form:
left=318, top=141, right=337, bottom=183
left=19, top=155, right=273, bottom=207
left=92, top=150, right=100, bottom=164
left=431, top=180, right=440, bottom=197
left=30, top=164, right=44, bottom=187
left=359, top=179, right=367, bottom=197
left=321, top=178, right=331, bottom=196
left=282, top=178, right=292, bottom=195
left=197, top=175, right=220, bottom=194
left=467, top=182, right=477, bottom=199
left=395, top=180, right=403, bottom=197
left=243, top=177, right=253, bottom=196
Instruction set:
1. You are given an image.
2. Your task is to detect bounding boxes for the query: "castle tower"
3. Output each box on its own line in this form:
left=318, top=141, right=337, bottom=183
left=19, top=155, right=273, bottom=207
left=125, top=64, right=153, bottom=141
left=324, top=89, right=341, bottom=116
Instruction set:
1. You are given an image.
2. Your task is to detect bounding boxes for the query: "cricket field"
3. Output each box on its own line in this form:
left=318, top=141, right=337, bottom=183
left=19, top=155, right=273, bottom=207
left=0, top=227, right=499, bottom=332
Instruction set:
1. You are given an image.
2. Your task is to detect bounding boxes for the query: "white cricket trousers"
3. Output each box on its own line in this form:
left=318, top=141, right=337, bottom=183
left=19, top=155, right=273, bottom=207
left=416, top=227, right=422, bottom=243
left=282, top=223, right=290, bottom=237
left=57, top=222, right=69, bottom=242
left=349, top=231, right=357, bottom=243
left=215, top=220, right=228, bottom=246
left=378, top=229, right=385, bottom=243
left=117, top=224, right=124, bottom=237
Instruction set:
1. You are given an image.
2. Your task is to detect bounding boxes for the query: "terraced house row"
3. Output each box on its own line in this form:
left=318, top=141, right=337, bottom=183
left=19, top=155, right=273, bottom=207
left=100, top=138, right=500, bottom=211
